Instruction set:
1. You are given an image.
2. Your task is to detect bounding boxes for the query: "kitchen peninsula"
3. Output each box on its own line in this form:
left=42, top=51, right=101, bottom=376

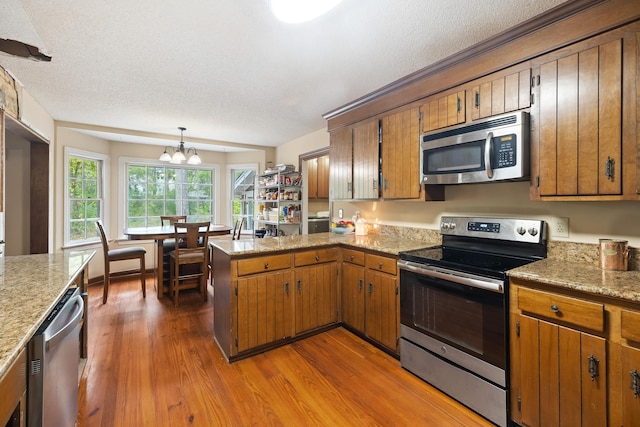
left=210, top=231, right=436, bottom=361
left=0, top=250, right=95, bottom=426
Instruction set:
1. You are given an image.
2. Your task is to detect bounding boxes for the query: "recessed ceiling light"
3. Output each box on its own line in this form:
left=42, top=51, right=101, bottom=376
left=269, top=0, right=343, bottom=24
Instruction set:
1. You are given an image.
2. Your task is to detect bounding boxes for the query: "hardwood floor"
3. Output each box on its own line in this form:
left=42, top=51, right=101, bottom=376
left=79, top=278, right=494, bottom=426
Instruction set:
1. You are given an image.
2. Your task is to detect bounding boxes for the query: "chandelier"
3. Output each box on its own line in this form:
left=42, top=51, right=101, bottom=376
left=159, top=127, right=202, bottom=165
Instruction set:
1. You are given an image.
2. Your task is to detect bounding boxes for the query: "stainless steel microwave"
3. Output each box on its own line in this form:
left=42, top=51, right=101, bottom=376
left=420, top=111, right=529, bottom=185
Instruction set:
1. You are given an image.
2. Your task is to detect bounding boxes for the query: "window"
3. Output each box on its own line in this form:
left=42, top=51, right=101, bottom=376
left=64, top=148, right=107, bottom=246
left=229, top=165, right=256, bottom=233
left=125, top=162, right=217, bottom=228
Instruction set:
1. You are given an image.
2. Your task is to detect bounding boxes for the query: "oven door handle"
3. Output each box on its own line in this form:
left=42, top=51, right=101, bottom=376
left=398, top=261, right=504, bottom=293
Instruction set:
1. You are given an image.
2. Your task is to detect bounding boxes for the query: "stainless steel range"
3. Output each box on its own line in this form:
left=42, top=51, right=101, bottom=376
left=398, top=216, right=546, bottom=427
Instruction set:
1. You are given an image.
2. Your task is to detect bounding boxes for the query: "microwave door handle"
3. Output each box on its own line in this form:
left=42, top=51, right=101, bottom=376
left=485, top=132, right=494, bottom=179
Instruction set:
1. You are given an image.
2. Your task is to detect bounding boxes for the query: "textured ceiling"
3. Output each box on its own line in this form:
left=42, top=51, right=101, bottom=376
left=0, top=0, right=568, bottom=152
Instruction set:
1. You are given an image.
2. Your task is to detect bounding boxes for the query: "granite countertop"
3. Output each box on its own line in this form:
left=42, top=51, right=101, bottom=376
left=0, top=250, right=95, bottom=379
left=210, top=231, right=437, bottom=257
left=509, top=258, right=640, bottom=304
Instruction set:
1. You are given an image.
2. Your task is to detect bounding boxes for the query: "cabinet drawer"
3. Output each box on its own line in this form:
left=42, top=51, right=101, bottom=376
left=237, top=254, right=291, bottom=276
left=517, top=287, right=604, bottom=332
left=342, top=248, right=365, bottom=266
left=366, top=253, right=397, bottom=275
left=621, top=309, right=640, bottom=342
left=295, top=247, right=338, bottom=267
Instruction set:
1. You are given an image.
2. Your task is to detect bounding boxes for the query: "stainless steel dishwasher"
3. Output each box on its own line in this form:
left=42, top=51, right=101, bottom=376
left=27, top=287, right=84, bottom=427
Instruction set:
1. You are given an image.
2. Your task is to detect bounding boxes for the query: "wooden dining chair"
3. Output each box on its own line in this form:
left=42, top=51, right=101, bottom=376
left=160, top=215, right=187, bottom=286
left=168, top=221, right=210, bottom=306
left=96, top=220, right=147, bottom=304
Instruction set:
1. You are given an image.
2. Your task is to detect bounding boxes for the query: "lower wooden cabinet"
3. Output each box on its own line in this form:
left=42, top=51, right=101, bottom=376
left=341, top=251, right=400, bottom=354
left=235, top=270, right=294, bottom=353
left=341, top=250, right=365, bottom=333
left=294, top=262, right=338, bottom=334
left=0, top=347, right=26, bottom=427
left=513, top=313, right=606, bottom=427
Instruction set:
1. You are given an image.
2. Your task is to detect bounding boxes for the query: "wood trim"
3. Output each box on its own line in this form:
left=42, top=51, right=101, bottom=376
left=325, top=0, right=640, bottom=131
left=298, top=146, right=330, bottom=172
left=30, top=141, right=48, bottom=254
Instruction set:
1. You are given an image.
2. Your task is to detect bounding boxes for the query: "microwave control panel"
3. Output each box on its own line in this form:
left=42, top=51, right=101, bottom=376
left=493, top=134, right=517, bottom=168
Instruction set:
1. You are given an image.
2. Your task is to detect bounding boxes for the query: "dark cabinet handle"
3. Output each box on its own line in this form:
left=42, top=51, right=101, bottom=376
left=285, top=282, right=289, bottom=295
left=264, top=262, right=269, bottom=269
left=605, top=156, right=615, bottom=180
left=631, top=370, right=640, bottom=398
left=358, top=279, right=363, bottom=292
left=297, top=280, right=302, bottom=292
left=350, top=255, right=354, bottom=261
left=457, top=96, right=462, bottom=112
left=474, top=92, right=480, bottom=108
left=588, top=355, right=599, bottom=380
left=378, top=262, right=383, bottom=269
left=368, top=282, right=373, bottom=295
left=550, top=304, right=559, bottom=313
left=315, top=255, right=320, bottom=262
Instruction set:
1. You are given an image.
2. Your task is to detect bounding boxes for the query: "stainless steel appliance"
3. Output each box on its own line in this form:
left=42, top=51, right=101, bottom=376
left=308, top=218, right=329, bottom=234
left=398, top=216, right=546, bottom=427
left=28, top=287, right=84, bottom=427
left=420, top=111, right=529, bottom=185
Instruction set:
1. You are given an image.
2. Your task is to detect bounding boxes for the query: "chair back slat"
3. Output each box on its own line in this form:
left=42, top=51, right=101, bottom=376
left=232, top=217, right=245, bottom=240
left=161, top=215, right=187, bottom=226
left=96, top=220, right=110, bottom=256
left=174, top=221, right=210, bottom=250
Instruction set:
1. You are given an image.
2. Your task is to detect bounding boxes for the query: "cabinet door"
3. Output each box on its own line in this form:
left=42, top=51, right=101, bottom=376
left=419, top=90, right=465, bottom=133
left=471, top=69, right=531, bottom=120
left=341, top=261, right=365, bottom=333
left=537, top=38, right=622, bottom=196
left=236, top=270, right=294, bottom=353
left=329, top=127, right=353, bottom=200
left=352, top=119, right=379, bottom=199
left=365, top=269, right=398, bottom=352
left=295, top=262, right=338, bottom=334
left=307, top=157, right=318, bottom=199
left=621, top=345, right=640, bottom=427
left=515, top=314, right=607, bottom=427
left=381, top=107, right=421, bottom=199
left=316, top=155, right=330, bottom=199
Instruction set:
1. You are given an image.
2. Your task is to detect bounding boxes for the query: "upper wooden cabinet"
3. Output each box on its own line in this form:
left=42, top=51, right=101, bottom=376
left=419, top=90, right=465, bottom=133
left=530, top=23, right=639, bottom=200
left=470, top=69, right=532, bottom=121
left=307, top=155, right=329, bottom=199
left=329, top=127, right=353, bottom=200
left=380, top=106, right=421, bottom=200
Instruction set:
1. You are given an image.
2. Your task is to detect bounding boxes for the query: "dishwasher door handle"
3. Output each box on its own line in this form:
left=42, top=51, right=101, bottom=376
left=45, top=295, right=84, bottom=351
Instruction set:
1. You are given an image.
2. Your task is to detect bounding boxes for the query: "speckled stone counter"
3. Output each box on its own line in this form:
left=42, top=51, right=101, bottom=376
left=210, top=230, right=438, bottom=257
left=508, top=258, right=640, bottom=304
left=0, top=250, right=95, bottom=380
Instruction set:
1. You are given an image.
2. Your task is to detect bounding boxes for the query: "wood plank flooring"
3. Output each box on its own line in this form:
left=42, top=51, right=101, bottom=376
left=79, top=278, right=494, bottom=426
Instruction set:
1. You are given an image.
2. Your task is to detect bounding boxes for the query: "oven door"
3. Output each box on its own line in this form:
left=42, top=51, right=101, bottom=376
left=399, top=261, right=507, bottom=371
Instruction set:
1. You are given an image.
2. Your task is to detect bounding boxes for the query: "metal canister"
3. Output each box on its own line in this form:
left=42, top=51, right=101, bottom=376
left=598, top=239, right=629, bottom=271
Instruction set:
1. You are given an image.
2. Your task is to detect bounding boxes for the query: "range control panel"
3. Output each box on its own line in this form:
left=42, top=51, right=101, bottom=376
left=440, top=216, right=545, bottom=244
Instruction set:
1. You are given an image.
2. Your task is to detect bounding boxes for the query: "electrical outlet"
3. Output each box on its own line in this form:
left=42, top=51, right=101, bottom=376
left=338, top=209, right=343, bottom=219
left=552, top=217, right=569, bottom=238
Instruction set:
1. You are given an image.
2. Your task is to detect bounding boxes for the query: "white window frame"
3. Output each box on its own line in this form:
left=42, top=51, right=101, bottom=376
left=63, top=147, right=109, bottom=247
left=118, top=157, right=220, bottom=238
left=227, top=163, right=258, bottom=232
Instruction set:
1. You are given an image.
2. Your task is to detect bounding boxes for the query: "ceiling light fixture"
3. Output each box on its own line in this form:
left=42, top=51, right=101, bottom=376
left=268, top=0, right=343, bottom=23
left=159, top=127, right=202, bottom=165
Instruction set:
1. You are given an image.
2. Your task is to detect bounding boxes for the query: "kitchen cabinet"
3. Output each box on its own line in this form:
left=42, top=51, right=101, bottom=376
left=294, top=248, right=339, bottom=334
left=419, top=90, right=465, bottom=133
left=352, top=119, right=380, bottom=200
left=531, top=23, right=639, bottom=200
left=365, top=253, right=399, bottom=353
left=341, top=248, right=366, bottom=333
left=470, top=68, right=531, bottom=120
left=381, top=107, right=423, bottom=200
left=329, top=118, right=379, bottom=200
left=234, top=254, right=294, bottom=354
left=329, top=127, right=353, bottom=200
left=0, top=347, right=26, bottom=427
left=510, top=281, right=607, bottom=427
left=617, top=309, right=640, bottom=425
left=308, top=155, right=329, bottom=199
left=255, top=169, right=302, bottom=237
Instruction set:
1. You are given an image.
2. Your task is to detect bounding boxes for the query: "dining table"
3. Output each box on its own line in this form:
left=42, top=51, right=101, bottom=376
left=123, top=224, right=232, bottom=298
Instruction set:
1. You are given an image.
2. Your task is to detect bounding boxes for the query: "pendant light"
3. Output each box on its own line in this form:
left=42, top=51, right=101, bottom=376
left=159, top=127, right=202, bottom=165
